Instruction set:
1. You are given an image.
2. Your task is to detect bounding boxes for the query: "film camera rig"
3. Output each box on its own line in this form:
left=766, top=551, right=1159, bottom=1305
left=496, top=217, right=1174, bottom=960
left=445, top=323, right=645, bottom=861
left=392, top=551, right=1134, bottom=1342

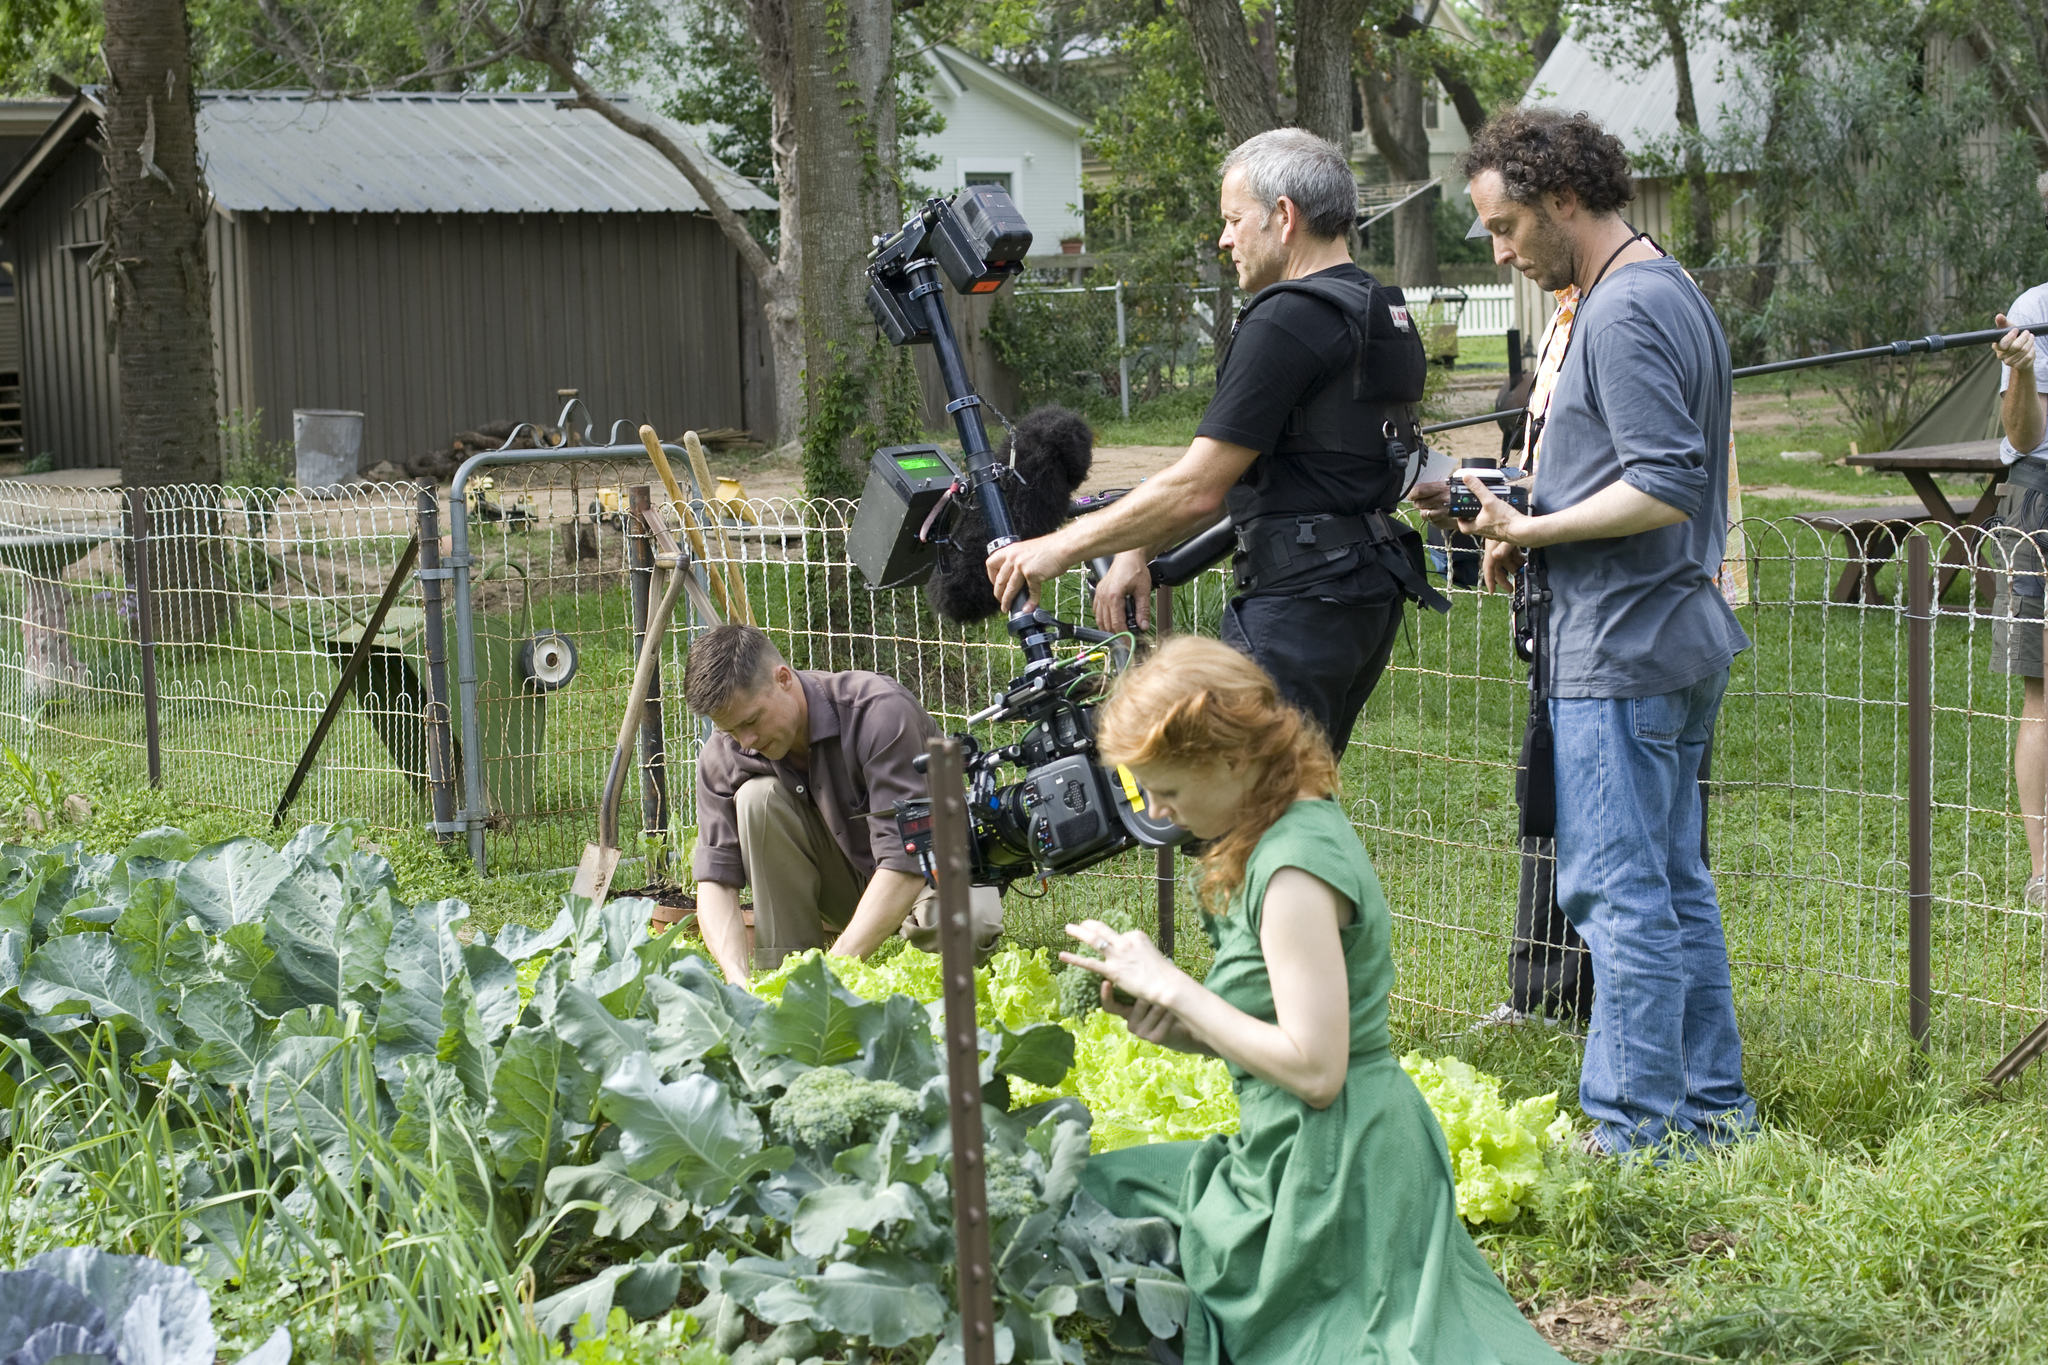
left=849, top=186, right=1188, bottom=891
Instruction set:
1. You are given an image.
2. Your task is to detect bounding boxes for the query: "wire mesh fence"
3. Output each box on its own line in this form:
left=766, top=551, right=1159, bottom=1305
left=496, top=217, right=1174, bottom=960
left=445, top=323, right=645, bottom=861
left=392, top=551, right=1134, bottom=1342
left=4, top=475, right=2047, bottom=1067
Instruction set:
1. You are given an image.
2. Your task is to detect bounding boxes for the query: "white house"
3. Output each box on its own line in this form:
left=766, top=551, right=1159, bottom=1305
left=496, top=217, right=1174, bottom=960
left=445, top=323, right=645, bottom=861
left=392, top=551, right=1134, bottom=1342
left=914, top=44, right=1088, bottom=250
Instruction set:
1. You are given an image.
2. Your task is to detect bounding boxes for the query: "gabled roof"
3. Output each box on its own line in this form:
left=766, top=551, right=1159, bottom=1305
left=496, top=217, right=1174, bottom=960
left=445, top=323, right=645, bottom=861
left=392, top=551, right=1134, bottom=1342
left=1524, top=26, right=1751, bottom=157
left=0, top=89, right=776, bottom=222
left=923, top=45, right=1087, bottom=136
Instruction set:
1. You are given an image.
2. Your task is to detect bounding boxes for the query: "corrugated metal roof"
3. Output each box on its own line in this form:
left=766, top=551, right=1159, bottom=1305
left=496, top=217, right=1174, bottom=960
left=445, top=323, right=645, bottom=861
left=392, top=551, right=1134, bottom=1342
left=1524, top=28, right=1752, bottom=157
left=194, top=91, right=777, bottom=214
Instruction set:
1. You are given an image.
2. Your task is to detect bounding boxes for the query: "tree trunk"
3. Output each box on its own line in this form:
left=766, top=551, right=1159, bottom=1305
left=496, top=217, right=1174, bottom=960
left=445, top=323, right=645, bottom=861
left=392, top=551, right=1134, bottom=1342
left=787, top=0, right=913, bottom=501
left=1362, top=57, right=1439, bottom=286
left=103, top=0, right=229, bottom=642
left=415, top=0, right=461, bottom=92
left=255, top=0, right=339, bottom=91
left=1432, top=60, right=1489, bottom=138
left=1293, top=0, right=1372, bottom=158
left=1653, top=0, right=1715, bottom=264
left=739, top=0, right=804, bottom=451
left=1250, top=4, right=1279, bottom=107
left=1178, top=0, right=1280, bottom=147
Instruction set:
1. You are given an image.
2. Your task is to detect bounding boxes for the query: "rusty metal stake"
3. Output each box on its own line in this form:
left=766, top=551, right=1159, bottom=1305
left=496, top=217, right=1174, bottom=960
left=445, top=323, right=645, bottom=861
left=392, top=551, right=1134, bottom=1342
left=126, top=487, right=161, bottom=788
left=1907, top=532, right=1932, bottom=1052
left=1153, top=582, right=1175, bottom=959
left=928, top=736, right=996, bottom=1365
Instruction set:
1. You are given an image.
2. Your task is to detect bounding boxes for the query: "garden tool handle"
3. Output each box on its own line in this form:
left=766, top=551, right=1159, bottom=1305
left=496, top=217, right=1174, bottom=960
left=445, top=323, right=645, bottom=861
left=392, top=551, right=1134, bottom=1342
left=640, top=423, right=744, bottom=622
left=598, top=560, right=688, bottom=852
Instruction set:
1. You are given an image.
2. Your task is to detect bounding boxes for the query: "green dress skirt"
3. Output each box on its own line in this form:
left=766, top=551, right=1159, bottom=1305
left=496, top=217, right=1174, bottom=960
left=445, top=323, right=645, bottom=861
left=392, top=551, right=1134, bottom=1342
left=1081, top=800, right=1564, bottom=1365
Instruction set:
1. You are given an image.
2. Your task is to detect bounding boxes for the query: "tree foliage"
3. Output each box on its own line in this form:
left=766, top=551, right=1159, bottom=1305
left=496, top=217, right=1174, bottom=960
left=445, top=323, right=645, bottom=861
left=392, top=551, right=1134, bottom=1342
left=1713, top=42, right=2048, bottom=446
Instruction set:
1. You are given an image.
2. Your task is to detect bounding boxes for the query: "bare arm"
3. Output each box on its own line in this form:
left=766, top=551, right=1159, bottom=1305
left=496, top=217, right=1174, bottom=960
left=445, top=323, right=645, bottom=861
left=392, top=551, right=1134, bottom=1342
left=1996, top=314, right=2046, bottom=454
left=828, top=869, right=928, bottom=961
left=986, top=436, right=1258, bottom=610
left=1063, top=865, right=1354, bottom=1109
left=1452, top=471, right=1688, bottom=549
left=695, top=881, right=753, bottom=985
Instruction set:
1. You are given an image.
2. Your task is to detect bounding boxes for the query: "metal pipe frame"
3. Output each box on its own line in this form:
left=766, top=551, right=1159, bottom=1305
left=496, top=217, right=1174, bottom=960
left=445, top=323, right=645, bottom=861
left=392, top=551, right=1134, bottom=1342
left=447, top=442, right=702, bottom=875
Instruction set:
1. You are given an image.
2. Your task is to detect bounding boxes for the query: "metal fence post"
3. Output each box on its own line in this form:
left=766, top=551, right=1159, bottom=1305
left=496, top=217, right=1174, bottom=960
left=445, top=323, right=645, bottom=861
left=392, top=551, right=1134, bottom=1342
left=1115, top=280, right=1130, bottom=421
left=415, top=486, right=458, bottom=840
left=126, top=487, right=161, bottom=788
left=928, top=736, right=996, bottom=1365
left=1907, top=532, right=1932, bottom=1052
left=448, top=468, right=489, bottom=874
left=1154, top=582, right=1175, bottom=959
left=627, top=484, right=671, bottom=870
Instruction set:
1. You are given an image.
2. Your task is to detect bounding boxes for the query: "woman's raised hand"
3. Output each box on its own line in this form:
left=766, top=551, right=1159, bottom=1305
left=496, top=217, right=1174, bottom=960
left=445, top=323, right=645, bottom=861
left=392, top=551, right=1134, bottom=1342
left=1060, top=919, right=1180, bottom=1004
left=1061, top=919, right=1206, bottom=1053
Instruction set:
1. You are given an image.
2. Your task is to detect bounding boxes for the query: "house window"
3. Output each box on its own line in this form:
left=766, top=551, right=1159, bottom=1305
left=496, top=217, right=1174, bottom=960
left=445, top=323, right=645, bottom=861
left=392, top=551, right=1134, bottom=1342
left=1423, top=99, right=1439, bottom=131
left=965, top=170, right=1013, bottom=195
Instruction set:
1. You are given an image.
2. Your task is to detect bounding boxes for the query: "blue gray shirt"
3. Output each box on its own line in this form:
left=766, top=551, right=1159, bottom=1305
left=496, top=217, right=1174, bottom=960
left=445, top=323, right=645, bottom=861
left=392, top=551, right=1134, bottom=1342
left=1533, top=256, right=1749, bottom=698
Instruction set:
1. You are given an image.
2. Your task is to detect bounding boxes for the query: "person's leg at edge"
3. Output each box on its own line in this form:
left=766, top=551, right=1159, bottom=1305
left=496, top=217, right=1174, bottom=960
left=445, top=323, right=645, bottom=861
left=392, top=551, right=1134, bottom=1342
left=1663, top=671, right=1756, bottom=1146
left=735, top=776, right=865, bottom=970
left=2019, top=677, right=2046, bottom=884
left=1550, top=691, right=1691, bottom=1153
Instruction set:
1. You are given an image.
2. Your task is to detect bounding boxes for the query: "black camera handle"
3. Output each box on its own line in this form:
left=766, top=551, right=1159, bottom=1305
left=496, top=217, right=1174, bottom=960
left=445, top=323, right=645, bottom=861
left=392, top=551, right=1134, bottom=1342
left=901, top=256, right=1060, bottom=668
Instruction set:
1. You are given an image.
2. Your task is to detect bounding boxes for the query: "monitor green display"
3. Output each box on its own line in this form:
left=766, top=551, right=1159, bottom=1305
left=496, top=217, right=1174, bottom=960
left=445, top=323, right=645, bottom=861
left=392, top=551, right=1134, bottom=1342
left=895, top=456, right=947, bottom=472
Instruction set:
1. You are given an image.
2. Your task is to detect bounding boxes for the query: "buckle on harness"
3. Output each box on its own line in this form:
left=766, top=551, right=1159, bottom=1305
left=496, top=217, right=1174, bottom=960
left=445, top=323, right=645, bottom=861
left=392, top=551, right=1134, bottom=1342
left=1295, top=517, right=1321, bottom=546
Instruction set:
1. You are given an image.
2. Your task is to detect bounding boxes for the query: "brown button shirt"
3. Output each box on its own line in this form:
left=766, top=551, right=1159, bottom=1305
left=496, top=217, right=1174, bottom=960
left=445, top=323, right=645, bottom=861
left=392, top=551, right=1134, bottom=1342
left=692, top=670, right=940, bottom=890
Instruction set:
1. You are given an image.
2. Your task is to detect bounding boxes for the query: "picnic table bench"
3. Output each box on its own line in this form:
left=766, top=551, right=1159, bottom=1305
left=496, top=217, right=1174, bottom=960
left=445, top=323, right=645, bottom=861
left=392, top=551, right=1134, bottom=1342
left=1791, top=499, right=1976, bottom=604
left=1844, top=438, right=2004, bottom=602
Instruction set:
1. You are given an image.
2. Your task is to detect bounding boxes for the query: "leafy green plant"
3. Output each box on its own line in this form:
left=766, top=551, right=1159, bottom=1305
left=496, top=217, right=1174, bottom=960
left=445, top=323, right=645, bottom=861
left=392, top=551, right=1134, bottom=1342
left=756, top=946, right=1575, bottom=1224
left=1, top=825, right=1187, bottom=1361
left=2, top=741, right=64, bottom=820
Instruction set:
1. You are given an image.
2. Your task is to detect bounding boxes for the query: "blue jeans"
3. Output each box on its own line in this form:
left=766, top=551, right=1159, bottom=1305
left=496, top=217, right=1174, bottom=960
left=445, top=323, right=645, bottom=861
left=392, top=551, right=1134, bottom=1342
left=1551, top=670, right=1757, bottom=1152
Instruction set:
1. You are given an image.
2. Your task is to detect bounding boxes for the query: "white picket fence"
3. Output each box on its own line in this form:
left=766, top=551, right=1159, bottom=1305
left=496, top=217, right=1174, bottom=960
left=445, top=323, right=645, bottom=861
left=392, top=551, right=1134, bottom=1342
left=1432, top=284, right=1513, bottom=337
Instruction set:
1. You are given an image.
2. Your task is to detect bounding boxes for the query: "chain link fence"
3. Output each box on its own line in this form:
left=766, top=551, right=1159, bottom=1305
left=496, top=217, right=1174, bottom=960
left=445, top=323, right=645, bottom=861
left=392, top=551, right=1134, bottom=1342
left=4, top=476, right=2046, bottom=1067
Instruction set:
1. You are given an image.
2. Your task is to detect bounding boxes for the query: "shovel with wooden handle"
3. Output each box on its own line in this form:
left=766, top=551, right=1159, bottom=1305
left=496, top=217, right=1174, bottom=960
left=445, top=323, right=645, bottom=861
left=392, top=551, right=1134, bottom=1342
left=569, top=516, right=696, bottom=909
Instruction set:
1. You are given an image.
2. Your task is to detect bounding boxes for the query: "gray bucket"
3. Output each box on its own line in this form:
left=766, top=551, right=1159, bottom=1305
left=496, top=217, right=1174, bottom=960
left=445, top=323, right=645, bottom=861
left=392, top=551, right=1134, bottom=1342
left=294, top=409, right=365, bottom=491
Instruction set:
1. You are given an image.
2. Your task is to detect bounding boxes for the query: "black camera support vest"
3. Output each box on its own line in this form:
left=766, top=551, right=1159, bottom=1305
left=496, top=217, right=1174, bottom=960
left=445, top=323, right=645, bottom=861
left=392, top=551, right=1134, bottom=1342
left=1223, top=272, right=1447, bottom=613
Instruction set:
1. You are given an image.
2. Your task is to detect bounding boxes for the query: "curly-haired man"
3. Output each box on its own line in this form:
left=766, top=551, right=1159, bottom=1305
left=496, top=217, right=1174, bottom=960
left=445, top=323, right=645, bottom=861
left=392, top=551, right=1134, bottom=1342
left=1425, top=107, right=1756, bottom=1155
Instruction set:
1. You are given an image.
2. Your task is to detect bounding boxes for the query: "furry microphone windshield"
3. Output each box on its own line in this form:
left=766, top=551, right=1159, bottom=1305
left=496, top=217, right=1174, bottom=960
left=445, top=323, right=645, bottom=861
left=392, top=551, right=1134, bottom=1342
left=926, top=405, right=1094, bottom=622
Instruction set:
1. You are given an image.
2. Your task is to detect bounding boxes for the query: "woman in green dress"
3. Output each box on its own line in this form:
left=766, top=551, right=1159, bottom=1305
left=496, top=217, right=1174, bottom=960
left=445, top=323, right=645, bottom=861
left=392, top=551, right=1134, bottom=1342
left=1063, top=637, right=1565, bottom=1365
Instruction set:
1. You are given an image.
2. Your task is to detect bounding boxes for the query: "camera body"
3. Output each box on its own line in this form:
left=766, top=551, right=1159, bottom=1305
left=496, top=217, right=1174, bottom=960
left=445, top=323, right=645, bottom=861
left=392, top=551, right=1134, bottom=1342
left=894, top=661, right=1183, bottom=890
left=855, top=188, right=1189, bottom=888
left=866, top=184, right=1032, bottom=344
left=1446, top=466, right=1530, bottom=520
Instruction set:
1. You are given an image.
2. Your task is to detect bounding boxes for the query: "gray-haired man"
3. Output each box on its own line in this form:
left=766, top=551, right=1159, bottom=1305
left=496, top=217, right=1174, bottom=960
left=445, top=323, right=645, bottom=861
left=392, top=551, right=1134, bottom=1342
left=985, top=128, right=1441, bottom=755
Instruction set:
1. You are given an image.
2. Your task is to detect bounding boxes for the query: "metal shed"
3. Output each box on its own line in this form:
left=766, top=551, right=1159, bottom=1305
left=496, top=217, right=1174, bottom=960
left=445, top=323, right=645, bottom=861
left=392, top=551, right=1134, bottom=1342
left=0, top=91, right=779, bottom=471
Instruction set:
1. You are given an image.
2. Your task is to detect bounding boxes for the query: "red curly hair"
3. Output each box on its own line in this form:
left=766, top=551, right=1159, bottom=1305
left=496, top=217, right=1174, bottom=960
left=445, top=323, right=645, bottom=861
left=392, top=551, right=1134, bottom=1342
left=1095, top=637, right=1340, bottom=912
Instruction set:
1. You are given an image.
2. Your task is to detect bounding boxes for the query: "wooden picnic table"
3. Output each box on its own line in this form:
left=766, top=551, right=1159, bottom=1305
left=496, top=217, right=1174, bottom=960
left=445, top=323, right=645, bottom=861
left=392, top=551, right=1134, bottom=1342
left=1845, top=439, right=2004, bottom=600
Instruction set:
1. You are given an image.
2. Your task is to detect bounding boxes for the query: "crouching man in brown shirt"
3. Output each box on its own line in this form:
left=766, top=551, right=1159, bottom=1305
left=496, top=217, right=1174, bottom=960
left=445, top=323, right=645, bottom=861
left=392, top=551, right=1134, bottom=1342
left=684, top=623, right=1002, bottom=983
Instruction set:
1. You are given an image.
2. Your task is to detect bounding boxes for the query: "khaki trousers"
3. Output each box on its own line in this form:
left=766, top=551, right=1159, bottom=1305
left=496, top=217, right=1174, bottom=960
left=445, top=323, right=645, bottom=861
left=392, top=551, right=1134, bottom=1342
left=734, top=776, right=1004, bottom=969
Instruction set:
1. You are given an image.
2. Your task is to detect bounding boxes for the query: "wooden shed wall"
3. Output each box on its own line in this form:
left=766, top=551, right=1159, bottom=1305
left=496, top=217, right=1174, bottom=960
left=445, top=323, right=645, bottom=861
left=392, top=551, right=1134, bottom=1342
left=11, top=140, right=258, bottom=470
left=239, top=210, right=748, bottom=464
left=12, top=144, right=115, bottom=468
